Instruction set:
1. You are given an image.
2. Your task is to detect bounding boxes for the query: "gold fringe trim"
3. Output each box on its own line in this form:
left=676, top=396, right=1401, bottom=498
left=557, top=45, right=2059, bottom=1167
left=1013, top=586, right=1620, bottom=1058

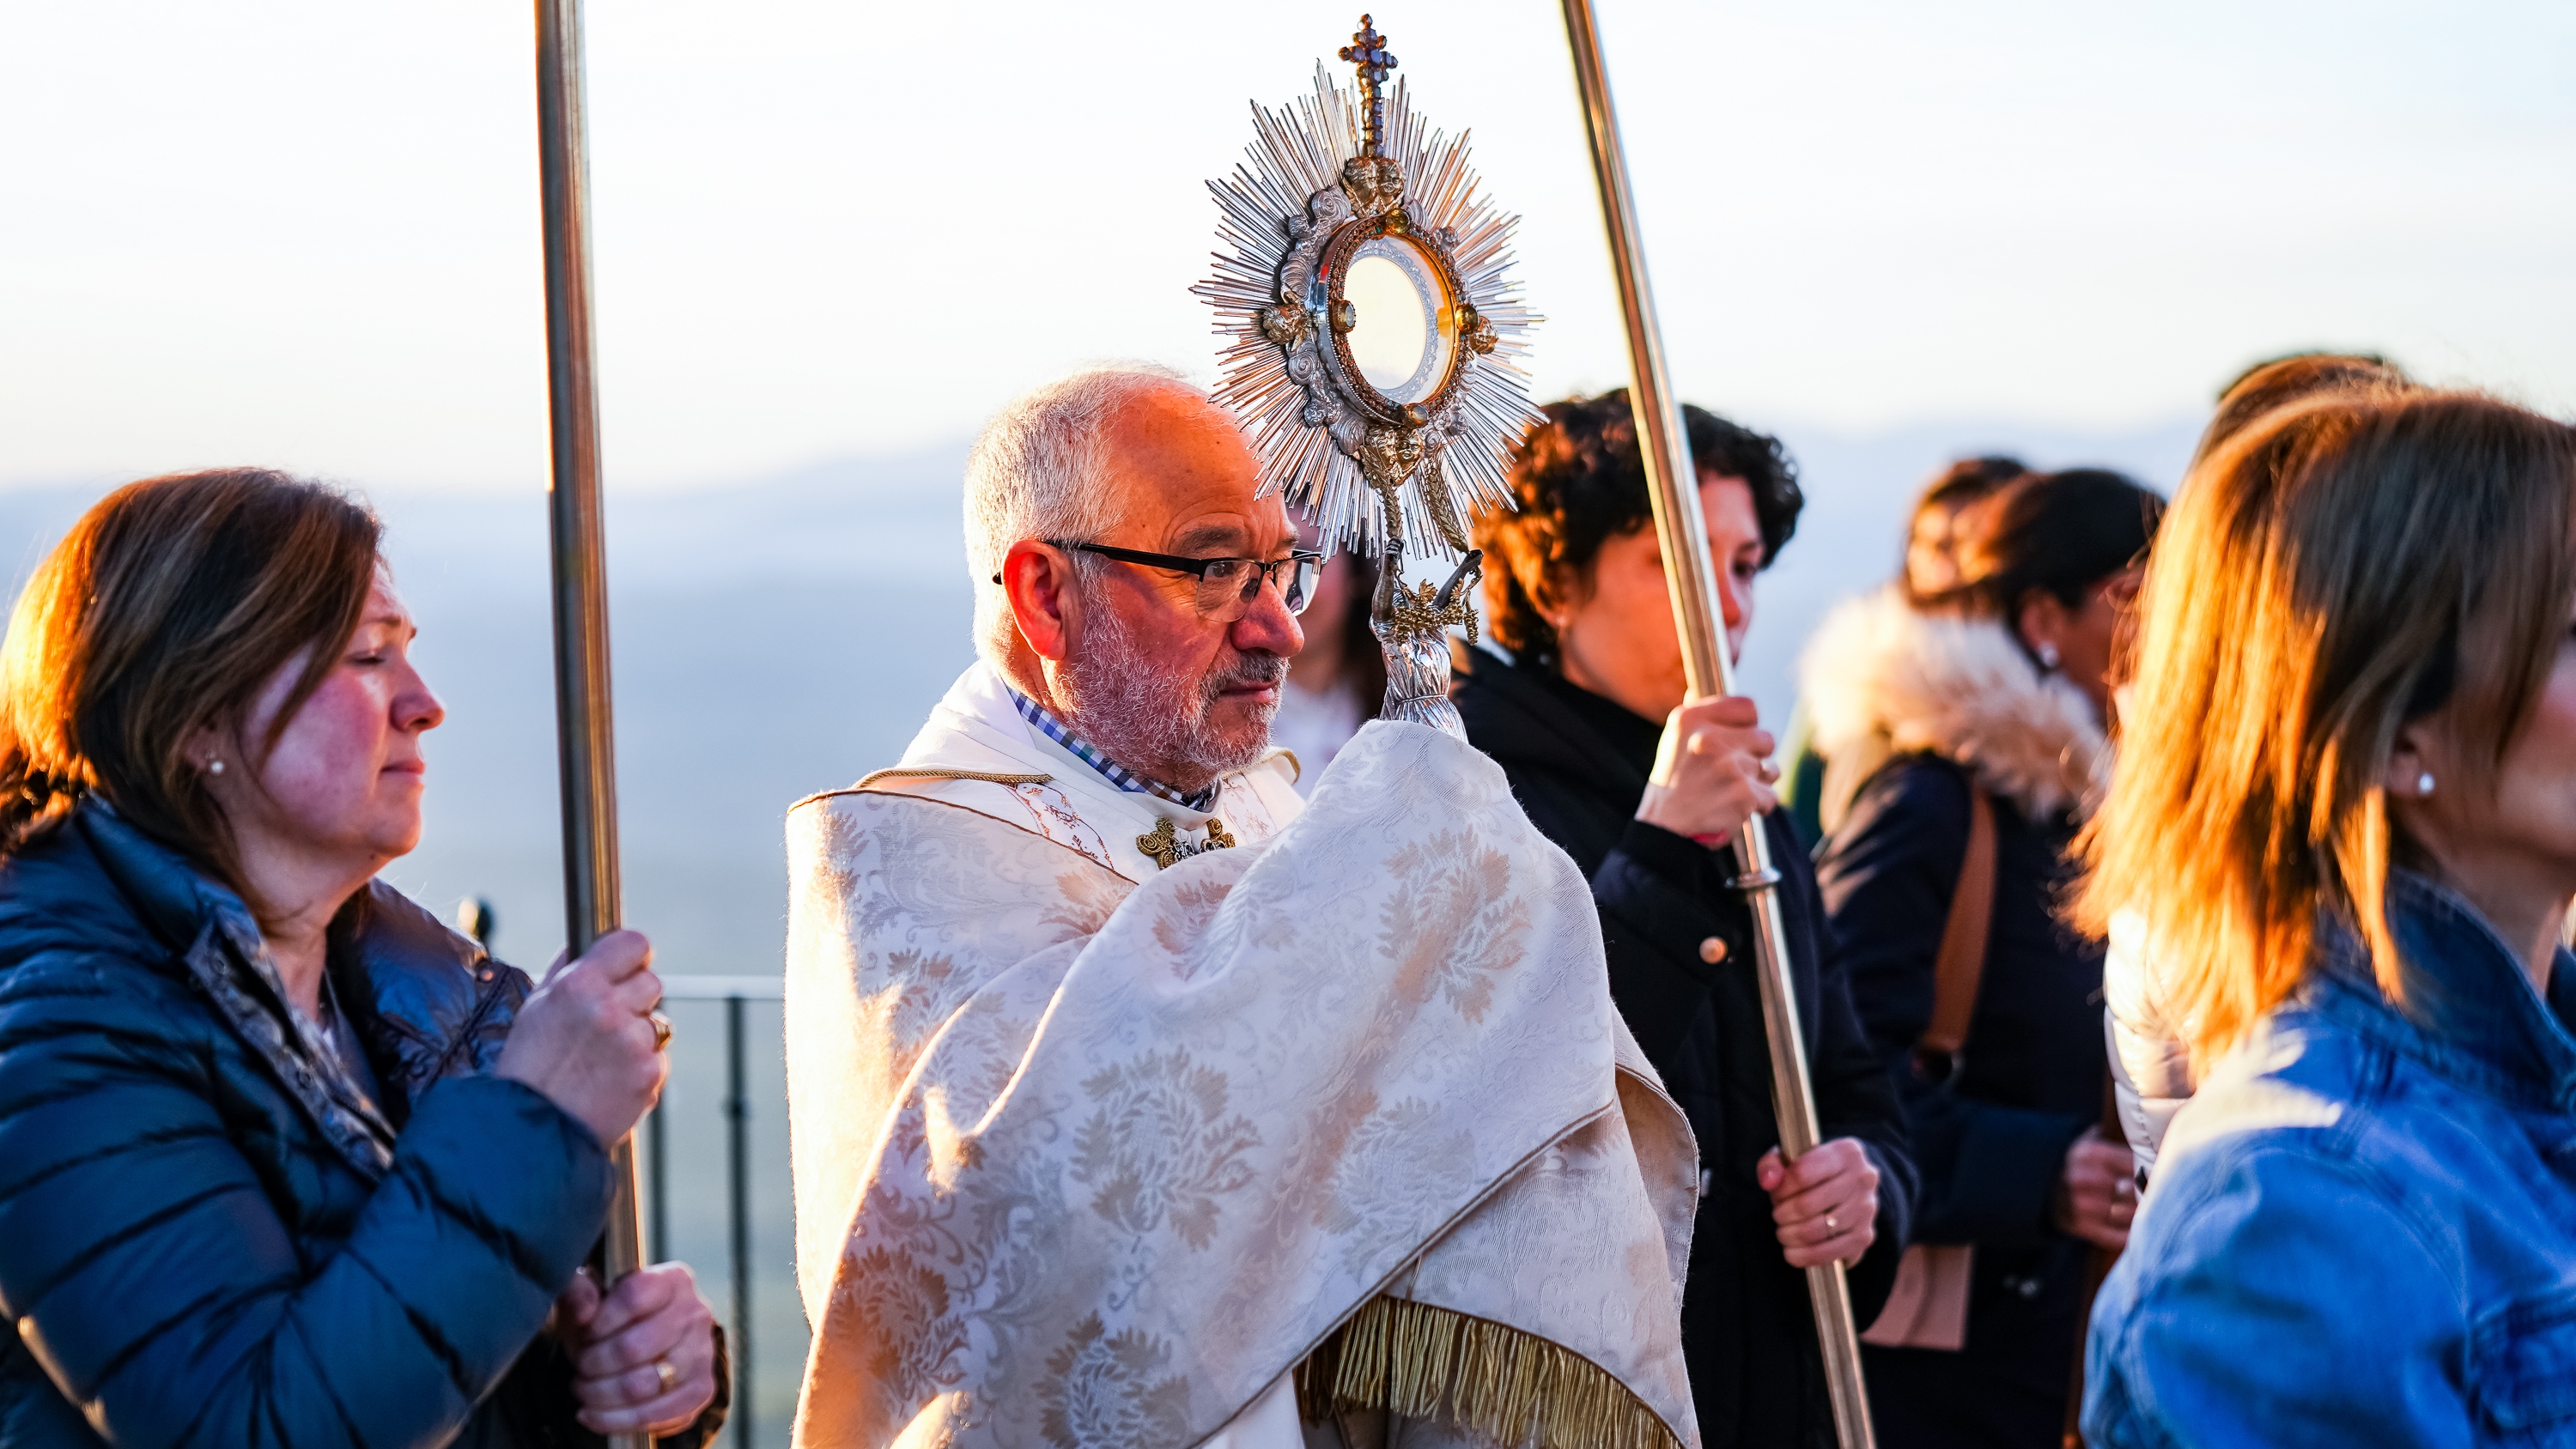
left=854, top=766, right=1053, bottom=789
left=1295, top=1296, right=1682, bottom=1449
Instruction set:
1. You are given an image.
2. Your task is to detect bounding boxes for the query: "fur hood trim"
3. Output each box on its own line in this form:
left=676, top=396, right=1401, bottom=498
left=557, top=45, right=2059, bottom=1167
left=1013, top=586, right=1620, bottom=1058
left=1798, top=585, right=2109, bottom=834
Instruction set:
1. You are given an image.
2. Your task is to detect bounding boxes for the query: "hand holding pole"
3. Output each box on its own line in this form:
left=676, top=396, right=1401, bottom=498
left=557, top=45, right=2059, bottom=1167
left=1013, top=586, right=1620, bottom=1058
left=1555, top=3, right=1879, bottom=1444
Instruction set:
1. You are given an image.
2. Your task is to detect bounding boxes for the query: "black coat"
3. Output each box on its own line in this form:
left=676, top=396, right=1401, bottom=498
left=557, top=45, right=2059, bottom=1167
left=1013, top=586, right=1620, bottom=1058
left=0, top=803, right=723, bottom=1449
left=1453, top=646, right=1916, bottom=1449
left=1815, top=754, right=2105, bottom=1449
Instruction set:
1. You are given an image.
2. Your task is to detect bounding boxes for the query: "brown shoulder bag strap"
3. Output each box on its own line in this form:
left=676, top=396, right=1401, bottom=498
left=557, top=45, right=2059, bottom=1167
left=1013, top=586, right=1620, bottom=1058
left=1915, top=787, right=1998, bottom=1076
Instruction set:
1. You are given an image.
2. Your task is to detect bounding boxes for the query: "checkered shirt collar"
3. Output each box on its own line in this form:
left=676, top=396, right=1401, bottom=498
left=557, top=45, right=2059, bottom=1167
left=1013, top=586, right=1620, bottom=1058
left=1008, top=689, right=1221, bottom=813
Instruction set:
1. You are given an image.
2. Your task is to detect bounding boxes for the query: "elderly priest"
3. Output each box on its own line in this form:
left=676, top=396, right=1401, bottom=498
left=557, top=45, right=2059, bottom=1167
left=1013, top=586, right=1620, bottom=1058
left=784, top=367, right=1700, bottom=1449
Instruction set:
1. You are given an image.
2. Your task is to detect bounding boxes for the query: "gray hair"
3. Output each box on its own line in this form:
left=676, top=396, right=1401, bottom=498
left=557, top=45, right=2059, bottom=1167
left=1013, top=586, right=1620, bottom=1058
left=964, top=365, right=1202, bottom=667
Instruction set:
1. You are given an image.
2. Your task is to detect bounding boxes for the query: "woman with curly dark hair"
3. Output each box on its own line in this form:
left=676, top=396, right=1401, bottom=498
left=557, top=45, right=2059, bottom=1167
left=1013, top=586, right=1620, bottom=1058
left=1453, top=389, right=1916, bottom=1447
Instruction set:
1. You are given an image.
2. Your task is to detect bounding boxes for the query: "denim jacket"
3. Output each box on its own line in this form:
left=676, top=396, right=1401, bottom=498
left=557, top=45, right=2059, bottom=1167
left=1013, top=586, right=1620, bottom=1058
left=2083, top=870, right=2576, bottom=1448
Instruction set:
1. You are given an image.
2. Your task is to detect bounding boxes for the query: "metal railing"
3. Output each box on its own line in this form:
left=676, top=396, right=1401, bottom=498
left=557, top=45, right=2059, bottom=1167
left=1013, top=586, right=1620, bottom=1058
left=458, top=901, right=792, bottom=1445
left=649, top=974, right=785, bottom=1448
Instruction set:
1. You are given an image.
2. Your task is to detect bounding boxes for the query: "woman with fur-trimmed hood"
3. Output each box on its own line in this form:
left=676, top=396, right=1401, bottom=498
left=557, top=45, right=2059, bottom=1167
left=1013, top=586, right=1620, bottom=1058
left=1804, top=469, right=2162, bottom=1449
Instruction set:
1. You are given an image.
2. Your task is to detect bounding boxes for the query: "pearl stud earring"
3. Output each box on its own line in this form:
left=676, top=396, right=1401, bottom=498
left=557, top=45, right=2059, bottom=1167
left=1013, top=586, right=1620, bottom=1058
left=2036, top=642, right=2061, bottom=670
left=2416, top=771, right=2434, bottom=797
left=207, top=758, right=224, bottom=777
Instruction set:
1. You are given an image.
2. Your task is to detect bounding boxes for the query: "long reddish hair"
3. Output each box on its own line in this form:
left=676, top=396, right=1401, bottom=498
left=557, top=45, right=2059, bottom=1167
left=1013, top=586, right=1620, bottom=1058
left=2074, top=392, right=2576, bottom=1065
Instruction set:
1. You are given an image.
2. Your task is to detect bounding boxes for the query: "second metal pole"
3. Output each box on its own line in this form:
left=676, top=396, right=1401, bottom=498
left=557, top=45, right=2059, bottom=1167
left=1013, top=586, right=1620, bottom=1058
left=1556, top=3, right=1877, bottom=1445
left=536, top=5, right=648, bottom=1448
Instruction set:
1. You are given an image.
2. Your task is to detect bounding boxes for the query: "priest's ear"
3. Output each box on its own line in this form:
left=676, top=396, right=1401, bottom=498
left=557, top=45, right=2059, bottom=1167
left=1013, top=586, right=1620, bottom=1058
left=1000, top=539, right=1084, bottom=663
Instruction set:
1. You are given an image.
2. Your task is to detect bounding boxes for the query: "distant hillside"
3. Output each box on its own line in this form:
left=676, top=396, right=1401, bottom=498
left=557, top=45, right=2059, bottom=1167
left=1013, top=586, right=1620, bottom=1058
left=0, top=415, right=2199, bottom=975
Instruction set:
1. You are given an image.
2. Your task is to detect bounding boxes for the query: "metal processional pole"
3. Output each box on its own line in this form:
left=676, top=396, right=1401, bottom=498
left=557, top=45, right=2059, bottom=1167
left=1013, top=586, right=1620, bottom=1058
left=535, top=6, right=649, bottom=1447
left=1556, top=3, right=1878, bottom=1445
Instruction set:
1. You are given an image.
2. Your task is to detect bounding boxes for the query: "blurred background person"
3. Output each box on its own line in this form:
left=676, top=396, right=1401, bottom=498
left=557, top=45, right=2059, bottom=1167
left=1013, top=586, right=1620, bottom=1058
left=2076, top=391, right=2576, bottom=1446
left=1804, top=468, right=2164, bottom=1449
left=0, top=470, right=725, bottom=1447
left=1270, top=521, right=1382, bottom=793
left=2103, top=351, right=2417, bottom=1181
left=2193, top=350, right=2415, bottom=476
left=1455, top=390, right=1916, bottom=1448
left=1782, top=455, right=2029, bottom=846
left=1902, top=456, right=2029, bottom=603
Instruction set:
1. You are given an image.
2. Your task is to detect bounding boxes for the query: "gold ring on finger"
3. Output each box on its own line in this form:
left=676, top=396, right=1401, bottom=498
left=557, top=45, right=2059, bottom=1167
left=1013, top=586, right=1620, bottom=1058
left=655, top=1359, right=677, bottom=1393
left=649, top=1011, right=673, bottom=1052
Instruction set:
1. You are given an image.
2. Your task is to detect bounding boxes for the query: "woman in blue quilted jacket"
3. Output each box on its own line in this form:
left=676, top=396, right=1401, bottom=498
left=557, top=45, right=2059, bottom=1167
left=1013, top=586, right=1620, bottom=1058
left=0, top=470, right=726, bottom=1447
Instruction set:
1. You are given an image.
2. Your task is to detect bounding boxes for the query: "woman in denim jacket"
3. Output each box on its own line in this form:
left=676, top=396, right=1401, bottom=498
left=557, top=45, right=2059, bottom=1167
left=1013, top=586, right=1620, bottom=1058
left=2072, top=389, right=2576, bottom=1446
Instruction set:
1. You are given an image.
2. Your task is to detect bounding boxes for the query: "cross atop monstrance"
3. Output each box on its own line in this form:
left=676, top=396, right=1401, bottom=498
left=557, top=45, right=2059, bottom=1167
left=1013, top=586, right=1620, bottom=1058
left=1338, top=15, right=1397, bottom=155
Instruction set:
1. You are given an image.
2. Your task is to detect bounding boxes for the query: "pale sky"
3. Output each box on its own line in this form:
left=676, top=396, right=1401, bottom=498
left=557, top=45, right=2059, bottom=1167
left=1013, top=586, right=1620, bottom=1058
left=4, top=1, right=2571, bottom=494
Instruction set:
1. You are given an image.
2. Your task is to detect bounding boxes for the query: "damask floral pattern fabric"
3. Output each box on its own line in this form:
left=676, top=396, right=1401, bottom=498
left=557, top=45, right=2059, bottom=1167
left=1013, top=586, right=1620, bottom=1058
left=784, top=719, right=1699, bottom=1448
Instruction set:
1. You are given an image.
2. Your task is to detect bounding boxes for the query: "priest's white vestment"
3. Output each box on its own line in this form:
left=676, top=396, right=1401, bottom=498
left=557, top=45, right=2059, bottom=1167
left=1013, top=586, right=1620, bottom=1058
left=784, top=663, right=1702, bottom=1448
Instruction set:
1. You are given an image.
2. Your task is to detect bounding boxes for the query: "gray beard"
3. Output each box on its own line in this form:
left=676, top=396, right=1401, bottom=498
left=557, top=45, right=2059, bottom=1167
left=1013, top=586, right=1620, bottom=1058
left=1058, top=600, right=1284, bottom=793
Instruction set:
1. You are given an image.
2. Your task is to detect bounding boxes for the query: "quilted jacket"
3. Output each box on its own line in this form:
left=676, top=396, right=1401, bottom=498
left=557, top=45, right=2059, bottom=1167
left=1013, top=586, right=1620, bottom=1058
left=0, top=802, right=712, bottom=1448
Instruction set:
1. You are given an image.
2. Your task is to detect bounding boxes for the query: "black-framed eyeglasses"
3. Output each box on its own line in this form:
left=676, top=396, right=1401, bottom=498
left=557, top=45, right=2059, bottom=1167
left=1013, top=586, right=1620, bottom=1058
left=1051, top=540, right=1323, bottom=620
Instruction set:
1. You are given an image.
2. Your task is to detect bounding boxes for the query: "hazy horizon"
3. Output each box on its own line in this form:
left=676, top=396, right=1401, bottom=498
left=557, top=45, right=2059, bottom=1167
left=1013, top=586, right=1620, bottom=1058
left=0, top=404, right=2209, bottom=979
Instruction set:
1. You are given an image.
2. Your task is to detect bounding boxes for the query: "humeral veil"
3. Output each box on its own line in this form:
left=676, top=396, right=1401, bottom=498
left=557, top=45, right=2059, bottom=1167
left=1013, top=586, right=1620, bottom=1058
left=783, top=663, right=1701, bottom=1447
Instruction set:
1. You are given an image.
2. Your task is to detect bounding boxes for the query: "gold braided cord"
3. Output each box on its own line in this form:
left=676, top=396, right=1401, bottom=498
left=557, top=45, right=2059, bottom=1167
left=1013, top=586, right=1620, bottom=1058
left=854, top=767, right=1054, bottom=789
left=1296, top=1296, right=1682, bottom=1449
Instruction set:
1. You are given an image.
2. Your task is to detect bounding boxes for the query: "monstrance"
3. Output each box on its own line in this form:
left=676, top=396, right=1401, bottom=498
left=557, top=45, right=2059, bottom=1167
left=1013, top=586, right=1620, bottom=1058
left=1196, top=15, right=1540, bottom=731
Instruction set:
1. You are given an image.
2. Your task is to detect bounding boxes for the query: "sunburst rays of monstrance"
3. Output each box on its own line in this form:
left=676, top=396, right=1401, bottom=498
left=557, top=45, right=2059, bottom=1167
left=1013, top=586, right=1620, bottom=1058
left=1194, top=19, right=1541, bottom=583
